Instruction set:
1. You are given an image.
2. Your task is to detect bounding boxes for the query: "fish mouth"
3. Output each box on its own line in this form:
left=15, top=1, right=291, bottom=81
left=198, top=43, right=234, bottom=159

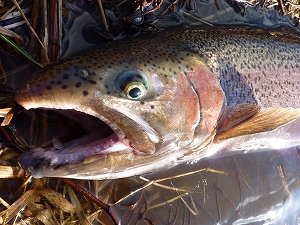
left=18, top=109, right=134, bottom=177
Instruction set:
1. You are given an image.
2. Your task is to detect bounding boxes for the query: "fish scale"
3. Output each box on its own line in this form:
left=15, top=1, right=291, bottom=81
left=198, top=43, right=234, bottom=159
left=14, top=27, right=300, bottom=179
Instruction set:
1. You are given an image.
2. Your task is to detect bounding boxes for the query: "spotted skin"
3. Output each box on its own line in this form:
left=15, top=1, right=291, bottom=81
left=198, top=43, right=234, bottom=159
left=20, top=28, right=300, bottom=108
left=16, top=27, right=300, bottom=179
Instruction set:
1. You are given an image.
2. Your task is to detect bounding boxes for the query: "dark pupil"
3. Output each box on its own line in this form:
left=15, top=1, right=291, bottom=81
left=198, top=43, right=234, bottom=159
left=129, top=87, right=141, bottom=98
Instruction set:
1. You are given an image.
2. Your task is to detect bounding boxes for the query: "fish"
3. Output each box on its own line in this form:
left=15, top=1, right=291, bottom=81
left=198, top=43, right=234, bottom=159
left=14, top=27, right=300, bottom=180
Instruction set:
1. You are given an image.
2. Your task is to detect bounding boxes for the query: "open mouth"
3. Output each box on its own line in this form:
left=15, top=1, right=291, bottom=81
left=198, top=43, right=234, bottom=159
left=17, top=109, right=133, bottom=172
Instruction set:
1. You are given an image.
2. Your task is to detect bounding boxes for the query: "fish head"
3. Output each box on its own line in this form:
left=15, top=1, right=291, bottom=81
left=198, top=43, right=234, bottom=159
left=15, top=34, right=225, bottom=179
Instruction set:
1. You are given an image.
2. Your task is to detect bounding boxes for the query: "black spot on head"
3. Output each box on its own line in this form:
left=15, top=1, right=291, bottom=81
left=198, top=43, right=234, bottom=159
left=83, top=91, right=89, bottom=96
left=107, top=91, right=111, bottom=94
left=63, top=74, right=69, bottom=79
left=105, top=84, right=108, bottom=88
left=46, top=85, right=52, bottom=90
left=99, top=77, right=103, bottom=80
left=62, top=85, right=68, bottom=89
left=140, top=101, right=145, bottom=105
left=75, top=82, right=82, bottom=88
left=150, top=105, right=154, bottom=109
left=89, top=80, right=97, bottom=85
left=56, top=80, right=62, bottom=85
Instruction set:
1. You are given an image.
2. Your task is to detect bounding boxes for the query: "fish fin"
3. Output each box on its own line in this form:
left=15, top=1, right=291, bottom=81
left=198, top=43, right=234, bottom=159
left=217, top=104, right=260, bottom=134
left=215, top=107, right=300, bottom=141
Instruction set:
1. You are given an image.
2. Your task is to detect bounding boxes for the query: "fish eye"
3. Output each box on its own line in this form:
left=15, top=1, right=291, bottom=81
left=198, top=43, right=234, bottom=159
left=114, top=69, right=149, bottom=100
left=124, top=82, right=147, bottom=100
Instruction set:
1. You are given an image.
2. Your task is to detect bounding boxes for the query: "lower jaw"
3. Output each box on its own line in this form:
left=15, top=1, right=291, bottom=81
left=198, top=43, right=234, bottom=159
left=17, top=108, right=132, bottom=172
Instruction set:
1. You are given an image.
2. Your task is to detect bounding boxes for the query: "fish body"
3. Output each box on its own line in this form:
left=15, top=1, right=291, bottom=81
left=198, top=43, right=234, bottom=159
left=16, top=27, right=300, bottom=179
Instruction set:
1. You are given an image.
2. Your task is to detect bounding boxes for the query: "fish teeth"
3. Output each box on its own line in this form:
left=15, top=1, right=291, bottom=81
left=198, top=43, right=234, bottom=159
left=52, top=138, right=64, bottom=150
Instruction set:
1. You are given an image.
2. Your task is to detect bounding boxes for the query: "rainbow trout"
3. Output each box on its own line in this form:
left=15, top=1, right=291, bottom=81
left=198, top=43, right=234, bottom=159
left=15, top=27, right=300, bottom=179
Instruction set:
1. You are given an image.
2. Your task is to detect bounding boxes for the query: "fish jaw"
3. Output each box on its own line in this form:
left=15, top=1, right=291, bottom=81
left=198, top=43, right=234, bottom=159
left=15, top=38, right=225, bottom=179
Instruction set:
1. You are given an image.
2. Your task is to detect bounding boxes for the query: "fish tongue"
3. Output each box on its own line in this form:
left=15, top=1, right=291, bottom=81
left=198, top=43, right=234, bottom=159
left=58, top=127, right=114, bottom=153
